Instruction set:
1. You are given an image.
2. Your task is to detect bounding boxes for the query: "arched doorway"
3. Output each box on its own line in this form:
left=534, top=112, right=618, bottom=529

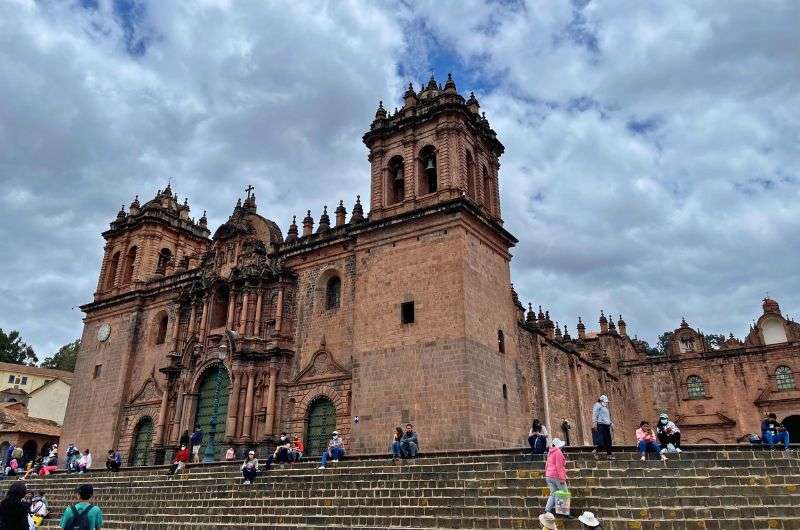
left=193, top=364, right=230, bottom=459
left=782, top=415, right=800, bottom=443
left=21, top=440, right=37, bottom=467
left=305, top=397, right=336, bottom=457
left=40, top=441, right=55, bottom=457
left=130, top=417, right=154, bottom=466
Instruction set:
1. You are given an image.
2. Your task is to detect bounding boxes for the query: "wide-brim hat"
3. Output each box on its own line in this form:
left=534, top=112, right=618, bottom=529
left=539, top=512, right=557, bottom=529
left=578, top=511, right=600, bottom=527
left=551, top=438, right=566, bottom=449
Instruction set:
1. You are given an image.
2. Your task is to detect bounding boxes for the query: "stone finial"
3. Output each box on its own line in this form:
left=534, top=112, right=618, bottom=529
left=349, top=195, right=365, bottom=223
left=317, top=205, right=331, bottom=233
left=129, top=195, right=141, bottom=216
left=526, top=303, right=535, bottom=324
left=444, top=72, right=457, bottom=94
left=335, top=200, right=347, bottom=227
left=617, top=314, right=627, bottom=336
left=577, top=317, right=586, bottom=340
left=375, top=100, right=387, bottom=119
left=116, top=205, right=126, bottom=219
left=563, top=325, right=571, bottom=341
left=199, top=210, right=207, bottom=228
left=302, top=210, right=314, bottom=237
left=403, top=82, right=418, bottom=109
left=608, top=317, right=617, bottom=333
left=466, top=91, right=480, bottom=114
left=538, top=305, right=545, bottom=321
left=555, top=322, right=562, bottom=339
left=286, top=215, right=298, bottom=242
left=599, top=310, right=609, bottom=333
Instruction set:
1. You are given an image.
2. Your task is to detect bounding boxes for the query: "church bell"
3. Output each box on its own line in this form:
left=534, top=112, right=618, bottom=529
left=425, top=156, right=436, bottom=172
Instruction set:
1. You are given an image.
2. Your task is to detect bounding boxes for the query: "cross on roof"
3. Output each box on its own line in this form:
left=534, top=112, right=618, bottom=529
left=245, top=184, right=254, bottom=199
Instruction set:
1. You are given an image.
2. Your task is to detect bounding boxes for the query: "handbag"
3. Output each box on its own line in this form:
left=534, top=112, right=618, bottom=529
left=554, top=488, right=571, bottom=516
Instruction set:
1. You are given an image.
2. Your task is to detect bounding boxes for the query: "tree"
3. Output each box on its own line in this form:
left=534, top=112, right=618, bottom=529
left=41, top=339, right=81, bottom=372
left=703, top=333, right=727, bottom=350
left=0, top=329, right=38, bottom=366
left=646, top=331, right=674, bottom=356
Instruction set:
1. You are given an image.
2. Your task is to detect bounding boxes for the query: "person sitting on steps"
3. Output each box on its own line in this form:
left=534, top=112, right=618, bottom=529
left=636, top=421, right=668, bottom=461
left=578, top=511, right=603, bottom=530
left=761, top=413, right=790, bottom=450
left=266, top=433, right=292, bottom=468
left=105, top=450, right=121, bottom=472
left=289, top=436, right=304, bottom=463
left=655, top=413, right=681, bottom=453
left=167, top=445, right=189, bottom=476
left=240, top=450, right=259, bottom=485
left=78, top=449, right=92, bottom=473
left=319, top=431, right=344, bottom=469
left=390, top=427, right=403, bottom=463
left=529, top=419, right=549, bottom=456
left=400, top=424, right=418, bottom=459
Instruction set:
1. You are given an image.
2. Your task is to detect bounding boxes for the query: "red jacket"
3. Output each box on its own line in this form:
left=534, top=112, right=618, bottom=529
left=545, top=447, right=567, bottom=481
left=174, top=448, right=189, bottom=463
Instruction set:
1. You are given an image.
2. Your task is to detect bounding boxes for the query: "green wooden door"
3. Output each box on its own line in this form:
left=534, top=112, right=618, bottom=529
left=305, top=398, right=336, bottom=456
left=130, top=418, right=153, bottom=466
left=193, top=365, right=229, bottom=459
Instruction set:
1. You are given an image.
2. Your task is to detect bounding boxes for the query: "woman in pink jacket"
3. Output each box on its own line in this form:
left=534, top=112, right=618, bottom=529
left=543, top=438, right=567, bottom=513
left=636, top=421, right=668, bottom=461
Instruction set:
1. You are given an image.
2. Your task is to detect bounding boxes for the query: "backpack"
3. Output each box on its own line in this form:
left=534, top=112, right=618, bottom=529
left=532, top=434, right=547, bottom=455
left=66, top=504, right=93, bottom=530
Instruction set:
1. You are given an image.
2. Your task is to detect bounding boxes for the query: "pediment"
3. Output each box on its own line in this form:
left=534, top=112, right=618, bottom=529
left=128, top=370, right=163, bottom=405
left=754, top=386, right=800, bottom=406
left=294, top=349, right=350, bottom=383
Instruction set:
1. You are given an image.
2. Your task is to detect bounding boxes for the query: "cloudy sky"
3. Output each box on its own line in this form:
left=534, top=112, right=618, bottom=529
left=1, top=0, right=798, bottom=358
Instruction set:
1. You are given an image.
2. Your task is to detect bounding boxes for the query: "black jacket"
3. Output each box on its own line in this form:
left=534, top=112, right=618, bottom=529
left=0, top=498, right=31, bottom=530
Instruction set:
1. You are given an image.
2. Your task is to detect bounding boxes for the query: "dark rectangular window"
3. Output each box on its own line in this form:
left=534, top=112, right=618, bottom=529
left=20, top=377, right=27, bottom=385
left=94, top=364, right=102, bottom=379
left=7, top=375, right=13, bottom=383
left=401, top=301, right=415, bottom=324
left=502, top=384, right=508, bottom=400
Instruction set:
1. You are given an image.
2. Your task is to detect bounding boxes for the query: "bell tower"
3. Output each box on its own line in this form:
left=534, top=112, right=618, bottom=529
left=363, top=74, right=504, bottom=222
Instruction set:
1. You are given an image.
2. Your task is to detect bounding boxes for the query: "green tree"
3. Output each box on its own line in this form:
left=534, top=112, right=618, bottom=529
left=41, top=339, right=81, bottom=372
left=704, top=333, right=727, bottom=350
left=646, top=331, right=674, bottom=356
left=0, top=329, right=38, bottom=365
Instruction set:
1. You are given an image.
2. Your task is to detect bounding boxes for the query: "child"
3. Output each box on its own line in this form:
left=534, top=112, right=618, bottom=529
left=290, top=436, right=304, bottom=463
left=30, top=491, right=48, bottom=527
left=636, top=421, right=668, bottom=461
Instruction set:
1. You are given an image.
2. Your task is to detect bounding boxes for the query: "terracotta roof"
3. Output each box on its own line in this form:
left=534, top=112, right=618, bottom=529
left=0, top=388, right=29, bottom=396
left=0, top=402, right=62, bottom=437
left=0, top=362, right=73, bottom=384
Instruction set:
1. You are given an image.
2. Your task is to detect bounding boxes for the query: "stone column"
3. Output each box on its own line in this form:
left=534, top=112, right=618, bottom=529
left=570, top=360, right=588, bottom=445
left=199, top=297, right=209, bottom=339
left=238, top=291, right=249, bottom=335
left=188, top=302, right=197, bottom=338
left=155, top=383, right=170, bottom=445
left=253, top=290, right=263, bottom=337
left=224, top=371, right=241, bottom=442
left=264, top=367, right=278, bottom=437
left=170, top=382, right=185, bottom=443
left=275, top=288, right=284, bottom=333
left=171, top=307, right=181, bottom=351
left=536, top=341, right=552, bottom=436
left=226, top=290, right=236, bottom=329
left=242, top=371, right=256, bottom=440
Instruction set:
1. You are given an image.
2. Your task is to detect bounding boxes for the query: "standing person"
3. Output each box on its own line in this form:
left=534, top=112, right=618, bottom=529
left=318, top=431, right=345, bottom=470
left=105, top=450, right=121, bottom=472
left=400, top=424, right=418, bottom=459
left=560, top=420, right=572, bottom=446
left=0, top=482, right=31, bottom=530
left=761, top=413, right=790, bottom=450
left=29, top=491, right=48, bottom=527
left=190, top=427, right=203, bottom=464
left=166, top=446, right=189, bottom=476
left=240, top=450, right=259, bottom=485
left=390, top=427, right=403, bottom=463
left=636, top=421, right=668, bottom=461
left=289, top=436, right=304, bottom=463
left=4, top=444, right=14, bottom=469
left=655, top=413, right=682, bottom=453
left=543, top=438, right=567, bottom=515
left=59, top=484, right=104, bottom=529
left=591, top=395, right=614, bottom=460
left=78, top=449, right=93, bottom=473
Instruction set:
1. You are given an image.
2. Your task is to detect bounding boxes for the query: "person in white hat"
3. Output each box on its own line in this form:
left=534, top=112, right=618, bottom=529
left=543, top=438, right=568, bottom=514
left=319, top=430, right=345, bottom=469
left=591, top=395, right=614, bottom=460
left=655, top=412, right=681, bottom=452
left=538, top=512, right=558, bottom=529
left=578, top=511, right=602, bottom=529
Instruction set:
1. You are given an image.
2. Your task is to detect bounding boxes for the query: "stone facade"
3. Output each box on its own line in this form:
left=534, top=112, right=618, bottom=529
left=60, top=75, right=800, bottom=464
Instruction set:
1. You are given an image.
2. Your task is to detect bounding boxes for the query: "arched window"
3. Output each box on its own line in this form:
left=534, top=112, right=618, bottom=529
left=776, top=366, right=796, bottom=391
left=122, top=246, right=137, bottom=284
left=209, top=284, right=230, bottom=329
left=482, top=166, right=492, bottom=212
left=155, top=313, right=168, bottom=345
left=326, top=276, right=341, bottom=310
left=419, top=145, right=437, bottom=195
left=387, top=156, right=405, bottom=205
left=465, top=150, right=475, bottom=199
left=156, top=248, right=172, bottom=274
left=105, top=251, right=120, bottom=289
left=498, top=329, right=505, bottom=354
left=687, top=375, right=705, bottom=398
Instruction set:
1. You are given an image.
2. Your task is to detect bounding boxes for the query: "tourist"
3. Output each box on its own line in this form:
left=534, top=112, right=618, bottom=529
left=0, top=482, right=31, bottom=530
left=38, top=450, right=58, bottom=477
left=543, top=438, right=567, bottom=514
left=529, top=419, right=549, bottom=456
left=22, top=458, right=42, bottom=480
left=400, top=424, right=418, bottom=459
left=577, top=511, right=603, bottom=530
left=4, top=445, right=14, bottom=469
left=4, top=455, right=19, bottom=477
left=761, top=413, right=790, bottom=450
left=29, top=491, right=48, bottom=527
left=636, top=421, right=668, bottom=461
left=560, top=419, right=572, bottom=446
left=655, top=413, right=681, bottom=452
left=167, top=445, right=189, bottom=476
left=224, top=447, right=236, bottom=461
left=538, top=512, right=558, bottom=530
left=289, top=436, right=304, bottom=463
left=190, top=426, right=203, bottom=464
left=65, top=443, right=81, bottom=473
left=105, top=450, right=121, bottom=472
left=591, top=395, right=614, bottom=459
left=391, top=426, right=403, bottom=462
left=179, top=430, right=190, bottom=448
left=267, top=433, right=292, bottom=467
left=318, top=431, right=344, bottom=469
left=240, top=450, right=259, bottom=485
left=59, top=484, right=104, bottom=530
left=78, top=449, right=93, bottom=473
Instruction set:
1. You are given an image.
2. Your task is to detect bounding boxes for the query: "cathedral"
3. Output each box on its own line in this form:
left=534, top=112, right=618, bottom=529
left=61, top=75, right=800, bottom=464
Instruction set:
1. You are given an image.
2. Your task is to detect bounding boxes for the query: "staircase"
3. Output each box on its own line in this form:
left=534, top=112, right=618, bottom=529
left=25, top=446, right=800, bottom=529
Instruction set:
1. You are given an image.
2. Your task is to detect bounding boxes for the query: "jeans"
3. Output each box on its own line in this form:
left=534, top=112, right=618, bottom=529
left=321, top=447, right=344, bottom=466
left=637, top=440, right=662, bottom=455
left=528, top=435, right=546, bottom=455
left=400, top=441, right=417, bottom=458
left=167, top=461, right=184, bottom=475
left=242, top=467, right=258, bottom=483
left=106, top=461, right=121, bottom=472
left=763, top=431, right=790, bottom=450
left=657, top=431, right=681, bottom=449
left=595, top=424, right=612, bottom=455
left=544, top=477, right=566, bottom=512
left=391, top=441, right=401, bottom=458
left=289, top=451, right=302, bottom=462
